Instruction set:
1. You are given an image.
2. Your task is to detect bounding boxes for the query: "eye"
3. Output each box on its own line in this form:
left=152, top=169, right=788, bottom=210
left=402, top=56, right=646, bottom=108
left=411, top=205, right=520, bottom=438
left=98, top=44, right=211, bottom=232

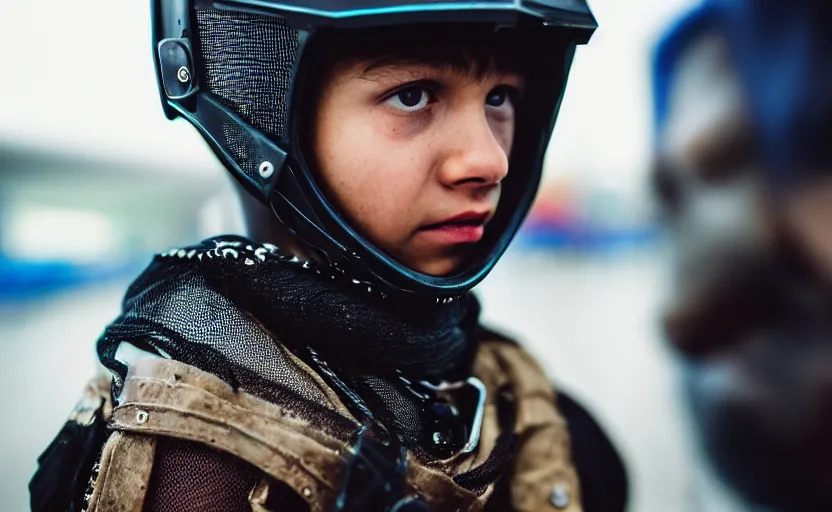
left=384, top=86, right=432, bottom=112
left=486, top=86, right=517, bottom=108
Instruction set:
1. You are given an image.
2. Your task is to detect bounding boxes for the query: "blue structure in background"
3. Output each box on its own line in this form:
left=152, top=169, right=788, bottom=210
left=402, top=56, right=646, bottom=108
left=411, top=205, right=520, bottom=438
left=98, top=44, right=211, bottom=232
left=517, top=222, right=659, bottom=253
left=0, top=255, right=139, bottom=302
left=0, top=219, right=660, bottom=301
left=515, top=184, right=660, bottom=253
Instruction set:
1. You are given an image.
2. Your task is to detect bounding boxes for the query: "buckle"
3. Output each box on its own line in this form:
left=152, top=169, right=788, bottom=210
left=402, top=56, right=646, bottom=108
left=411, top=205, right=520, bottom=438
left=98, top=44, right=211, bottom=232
left=419, top=377, right=487, bottom=455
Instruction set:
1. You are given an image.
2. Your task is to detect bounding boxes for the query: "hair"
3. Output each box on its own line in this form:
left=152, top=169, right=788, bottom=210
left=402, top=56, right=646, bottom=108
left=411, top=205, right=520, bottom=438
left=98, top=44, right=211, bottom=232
left=306, top=23, right=525, bottom=83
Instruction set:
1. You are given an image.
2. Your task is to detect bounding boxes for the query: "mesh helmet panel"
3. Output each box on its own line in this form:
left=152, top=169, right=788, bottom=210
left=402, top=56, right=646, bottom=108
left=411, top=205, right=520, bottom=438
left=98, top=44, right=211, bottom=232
left=195, top=7, right=299, bottom=141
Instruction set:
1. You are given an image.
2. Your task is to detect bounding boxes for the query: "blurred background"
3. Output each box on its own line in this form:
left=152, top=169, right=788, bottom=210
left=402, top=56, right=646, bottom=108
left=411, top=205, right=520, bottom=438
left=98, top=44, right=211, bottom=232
left=0, top=0, right=750, bottom=510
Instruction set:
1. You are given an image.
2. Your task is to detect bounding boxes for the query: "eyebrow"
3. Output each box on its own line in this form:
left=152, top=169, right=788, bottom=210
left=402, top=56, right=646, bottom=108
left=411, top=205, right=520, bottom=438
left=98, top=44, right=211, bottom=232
left=357, top=59, right=445, bottom=81
left=357, top=57, right=520, bottom=87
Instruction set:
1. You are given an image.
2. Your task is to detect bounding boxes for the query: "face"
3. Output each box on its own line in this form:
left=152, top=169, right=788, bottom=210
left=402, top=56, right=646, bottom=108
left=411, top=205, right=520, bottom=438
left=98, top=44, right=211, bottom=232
left=654, top=30, right=774, bottom=351
left=655, top=30, right=832, bottom=510
left=312, top=57, right=524, bottom=276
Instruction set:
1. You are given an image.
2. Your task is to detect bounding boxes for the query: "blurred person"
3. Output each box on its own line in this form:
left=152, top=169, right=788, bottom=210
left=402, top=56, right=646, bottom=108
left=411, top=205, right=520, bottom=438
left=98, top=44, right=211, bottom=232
left=30, top=1, right=628, bottom=511
left=652, top=1, right=832, bottom=510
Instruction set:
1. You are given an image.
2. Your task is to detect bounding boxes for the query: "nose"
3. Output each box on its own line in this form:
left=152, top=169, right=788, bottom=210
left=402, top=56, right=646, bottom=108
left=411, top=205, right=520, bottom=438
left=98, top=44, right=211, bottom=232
left=435, top=112, right=510, bottom=189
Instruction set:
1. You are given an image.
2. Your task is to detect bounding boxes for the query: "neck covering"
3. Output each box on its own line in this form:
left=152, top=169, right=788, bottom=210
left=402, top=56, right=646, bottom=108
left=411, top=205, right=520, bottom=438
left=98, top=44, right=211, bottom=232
left=97, top=235, right=481, bottom=456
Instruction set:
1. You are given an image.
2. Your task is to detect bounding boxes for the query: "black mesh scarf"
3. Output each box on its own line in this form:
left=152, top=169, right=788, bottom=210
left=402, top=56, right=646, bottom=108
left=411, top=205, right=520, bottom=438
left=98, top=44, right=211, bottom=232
left=97, top=235, right=482, bottom=455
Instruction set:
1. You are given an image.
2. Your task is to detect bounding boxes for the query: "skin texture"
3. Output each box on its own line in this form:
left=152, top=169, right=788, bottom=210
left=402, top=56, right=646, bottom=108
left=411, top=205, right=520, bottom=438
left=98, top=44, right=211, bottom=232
left=311, top=59, right=523, bottom=276
left=654, top=29, right=832, bottom=511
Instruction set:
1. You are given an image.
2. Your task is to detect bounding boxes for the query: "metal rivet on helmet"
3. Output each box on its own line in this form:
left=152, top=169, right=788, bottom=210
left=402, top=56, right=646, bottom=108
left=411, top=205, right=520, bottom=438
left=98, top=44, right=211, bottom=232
left=176, top=66, right=191, bottom=84
left=259, top=161, right=274, bottom=179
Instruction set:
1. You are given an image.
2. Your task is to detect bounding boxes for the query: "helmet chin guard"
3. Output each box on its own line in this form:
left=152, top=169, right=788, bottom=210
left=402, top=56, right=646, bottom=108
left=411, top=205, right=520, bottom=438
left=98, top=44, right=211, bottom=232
left=152, top=0, right=597, bottom=299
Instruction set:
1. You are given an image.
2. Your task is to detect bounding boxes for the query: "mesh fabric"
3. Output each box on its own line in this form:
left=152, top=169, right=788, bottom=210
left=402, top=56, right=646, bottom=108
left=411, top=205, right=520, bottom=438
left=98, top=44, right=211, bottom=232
left=196, top=8, right=298, bottom=140
left=98, top=237, right=472, bottom=446
left=195, top=7, right=300, bottom=185
left=98, top=244, right=359, bottom=442
left=221, top=121, right=278, bottom=181
left=359, top=374, right=429, bottom=456
left=147, top=438, right=263, bottom=512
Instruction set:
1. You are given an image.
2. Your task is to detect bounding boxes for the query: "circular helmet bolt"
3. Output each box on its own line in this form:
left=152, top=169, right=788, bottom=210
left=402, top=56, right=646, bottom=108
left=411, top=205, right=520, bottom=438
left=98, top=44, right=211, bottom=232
left=550, top=484, right=569, bottom=509
left=259, top=161, right=275, bottom=179
left=176, top=66, right=191, bottom=84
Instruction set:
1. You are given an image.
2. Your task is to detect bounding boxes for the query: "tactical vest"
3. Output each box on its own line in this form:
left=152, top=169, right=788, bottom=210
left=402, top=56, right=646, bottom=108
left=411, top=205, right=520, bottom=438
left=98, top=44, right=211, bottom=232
left=75, top=339, right=580, bottom=512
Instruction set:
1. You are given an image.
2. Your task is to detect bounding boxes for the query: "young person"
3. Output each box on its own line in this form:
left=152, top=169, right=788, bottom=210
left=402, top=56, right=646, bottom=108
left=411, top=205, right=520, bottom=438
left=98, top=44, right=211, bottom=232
left=31, top=1, right=627, bottom=510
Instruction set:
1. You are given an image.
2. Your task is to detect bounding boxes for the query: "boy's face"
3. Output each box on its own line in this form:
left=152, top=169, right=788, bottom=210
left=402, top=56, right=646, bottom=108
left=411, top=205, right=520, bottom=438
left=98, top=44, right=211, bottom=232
left=312, top=57, right=524, bottom=276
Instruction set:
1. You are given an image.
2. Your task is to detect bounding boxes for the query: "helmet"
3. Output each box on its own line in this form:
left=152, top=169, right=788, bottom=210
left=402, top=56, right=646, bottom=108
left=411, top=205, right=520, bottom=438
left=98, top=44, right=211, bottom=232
left=152, top=0, right=597, bottom=298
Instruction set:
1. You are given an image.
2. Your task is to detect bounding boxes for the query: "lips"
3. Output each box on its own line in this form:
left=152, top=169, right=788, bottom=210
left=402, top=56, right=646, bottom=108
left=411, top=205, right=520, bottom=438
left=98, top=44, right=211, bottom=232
left=424, top=211, right=490, bottom=229
left=419, top=211, right=490, bottom=244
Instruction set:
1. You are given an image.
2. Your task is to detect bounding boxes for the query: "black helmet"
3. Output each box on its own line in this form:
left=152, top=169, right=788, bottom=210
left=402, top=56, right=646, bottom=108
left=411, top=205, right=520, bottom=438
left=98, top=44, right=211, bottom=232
left=152, top=0, right=596, bottom=299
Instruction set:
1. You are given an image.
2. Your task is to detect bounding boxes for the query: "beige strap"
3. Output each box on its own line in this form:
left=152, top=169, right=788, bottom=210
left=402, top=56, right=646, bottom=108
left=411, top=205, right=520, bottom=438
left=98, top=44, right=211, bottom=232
left=112, top=382, right=344, bottom=512
left=86, top=432, right=156, bottom=512
left=111, top=358, right=495, bottom=512
left=477, top=341, right=583, bottom=512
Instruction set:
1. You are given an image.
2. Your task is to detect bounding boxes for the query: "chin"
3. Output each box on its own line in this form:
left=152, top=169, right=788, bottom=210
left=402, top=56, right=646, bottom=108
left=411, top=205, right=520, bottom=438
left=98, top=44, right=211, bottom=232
left=412, top=256, right=465, bottom=278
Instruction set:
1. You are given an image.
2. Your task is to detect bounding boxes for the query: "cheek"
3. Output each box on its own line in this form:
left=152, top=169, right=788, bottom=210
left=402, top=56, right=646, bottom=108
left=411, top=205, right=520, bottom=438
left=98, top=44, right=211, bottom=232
left=488, top=116, right=515, bottom=156
left=314, top=111, right=427, bottom=244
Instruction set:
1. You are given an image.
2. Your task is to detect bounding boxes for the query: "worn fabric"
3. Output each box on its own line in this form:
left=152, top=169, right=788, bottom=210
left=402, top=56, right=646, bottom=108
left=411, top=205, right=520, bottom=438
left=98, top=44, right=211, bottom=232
left=87, top=337, right=582, bottom=511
